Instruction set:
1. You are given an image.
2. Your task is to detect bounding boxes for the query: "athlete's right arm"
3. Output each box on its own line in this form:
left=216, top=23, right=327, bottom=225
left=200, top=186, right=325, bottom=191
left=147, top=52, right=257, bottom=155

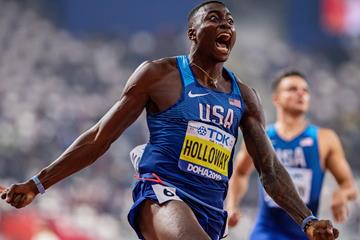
left=0, top=61, right=157, bottom=209
left=227, top=142, right=254, bottom=227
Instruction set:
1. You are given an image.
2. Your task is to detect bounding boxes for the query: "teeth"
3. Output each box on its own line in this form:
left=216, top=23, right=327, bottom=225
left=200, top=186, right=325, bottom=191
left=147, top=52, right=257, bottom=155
left=217, top=33, right=231, bottom=41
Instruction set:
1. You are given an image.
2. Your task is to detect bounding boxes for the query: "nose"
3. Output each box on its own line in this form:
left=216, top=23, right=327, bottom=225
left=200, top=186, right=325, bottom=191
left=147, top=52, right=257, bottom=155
left=219, top=18, right=232, bottom=29
left=297, top=89, right=309, bottom=99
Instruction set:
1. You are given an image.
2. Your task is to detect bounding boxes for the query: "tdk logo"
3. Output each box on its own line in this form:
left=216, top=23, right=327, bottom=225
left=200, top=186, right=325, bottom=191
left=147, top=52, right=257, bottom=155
left=208, top=127, right=230, bottom=146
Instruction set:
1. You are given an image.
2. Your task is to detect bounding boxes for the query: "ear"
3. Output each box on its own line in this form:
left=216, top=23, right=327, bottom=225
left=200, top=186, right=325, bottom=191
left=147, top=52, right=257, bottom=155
left=272, top=92, right=279, bottom=106
left=188, top=28, right=197, bottom=42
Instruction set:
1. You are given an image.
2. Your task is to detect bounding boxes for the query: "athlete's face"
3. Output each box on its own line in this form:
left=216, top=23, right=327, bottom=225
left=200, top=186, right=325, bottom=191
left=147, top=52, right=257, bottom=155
left=273, top=76, right=310, bottom=115
left=188, top=3, right=236, bottom=62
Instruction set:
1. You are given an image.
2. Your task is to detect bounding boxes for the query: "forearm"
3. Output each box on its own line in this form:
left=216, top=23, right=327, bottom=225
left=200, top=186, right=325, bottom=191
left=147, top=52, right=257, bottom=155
left=337, top=181, right=358, bottom=201
left=36, top=126, right=110, bottom=190
left=260, top=158, right=312, bottom=225
left=227, top=174, right=249, bottom=210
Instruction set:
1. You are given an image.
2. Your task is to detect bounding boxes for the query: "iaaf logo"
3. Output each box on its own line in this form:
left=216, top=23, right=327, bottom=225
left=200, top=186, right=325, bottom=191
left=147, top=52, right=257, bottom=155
left=197, top=126, right=207, bottom=136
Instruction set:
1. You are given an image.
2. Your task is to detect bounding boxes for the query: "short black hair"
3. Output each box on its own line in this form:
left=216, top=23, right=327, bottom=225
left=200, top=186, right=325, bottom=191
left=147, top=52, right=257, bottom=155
left=271, top=69, right=307, bottom=92
left=188, top=1, right=225, bottom=27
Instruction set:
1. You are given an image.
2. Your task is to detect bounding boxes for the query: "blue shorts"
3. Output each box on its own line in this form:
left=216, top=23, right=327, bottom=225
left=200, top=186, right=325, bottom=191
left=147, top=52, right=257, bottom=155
left=127, top=178, right=228, bottom=240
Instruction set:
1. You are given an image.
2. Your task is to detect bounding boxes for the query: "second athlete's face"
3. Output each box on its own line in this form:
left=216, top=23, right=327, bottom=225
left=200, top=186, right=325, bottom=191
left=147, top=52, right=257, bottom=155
left=190, top=3, right=236, bottom=61
left=273, top=76, right=310, bottom=115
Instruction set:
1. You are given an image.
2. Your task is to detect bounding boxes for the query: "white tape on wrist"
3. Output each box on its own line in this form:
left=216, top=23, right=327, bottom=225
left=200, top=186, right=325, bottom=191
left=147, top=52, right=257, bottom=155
left=31, top=176, right=45, bottom=194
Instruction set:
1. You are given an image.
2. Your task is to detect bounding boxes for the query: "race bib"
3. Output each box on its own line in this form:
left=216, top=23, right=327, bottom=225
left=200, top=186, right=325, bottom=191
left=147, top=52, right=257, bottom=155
left=152, top=184, right=182, bottom=204
left=179, top=121, right=236, bottom=181
left=264, top=167, right=313, bottom=207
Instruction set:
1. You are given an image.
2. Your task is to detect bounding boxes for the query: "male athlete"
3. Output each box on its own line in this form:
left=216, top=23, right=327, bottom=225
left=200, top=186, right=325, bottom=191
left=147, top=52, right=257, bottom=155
left=1, top=2, right=339, bottom=239
left=227, top=70, right=357, bottom=239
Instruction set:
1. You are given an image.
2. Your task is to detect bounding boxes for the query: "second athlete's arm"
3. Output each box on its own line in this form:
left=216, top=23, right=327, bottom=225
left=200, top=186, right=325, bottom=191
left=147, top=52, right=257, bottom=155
left=227, top=143, right=254, bottom=227
left=321, top=129, right=358, bottom=222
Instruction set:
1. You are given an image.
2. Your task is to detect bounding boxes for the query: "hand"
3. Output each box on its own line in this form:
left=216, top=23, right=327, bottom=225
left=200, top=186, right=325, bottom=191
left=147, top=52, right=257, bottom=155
left=0, top=185, right=5, bottom=193
left=331, top=190, right=349, bottom=223
left=305, top=220, right=339, bottom=240
left=0, top=180, right=39, bottom=208
left=227, top=208, right=241, bottom=228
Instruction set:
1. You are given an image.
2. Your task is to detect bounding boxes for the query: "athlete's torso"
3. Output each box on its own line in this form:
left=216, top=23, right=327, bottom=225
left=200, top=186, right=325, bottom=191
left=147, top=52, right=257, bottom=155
left=252, top=123, right=325, bottom=239
left=138, top=55, right=245, bottom=208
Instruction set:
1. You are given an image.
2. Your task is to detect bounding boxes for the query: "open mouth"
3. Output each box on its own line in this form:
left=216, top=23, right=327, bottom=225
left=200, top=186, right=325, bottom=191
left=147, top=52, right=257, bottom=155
left=215, top=33, right=231, bottom=54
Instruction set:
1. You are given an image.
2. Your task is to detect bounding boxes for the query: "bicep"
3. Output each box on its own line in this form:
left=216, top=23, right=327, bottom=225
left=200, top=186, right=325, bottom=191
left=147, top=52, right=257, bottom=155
left=240, top=115, right=275, bottom=174
left=239, top=85, right=275, bottom=174
left=93, top=62, right=152, bottom=145
left=325, top=130, right=354, bottom=184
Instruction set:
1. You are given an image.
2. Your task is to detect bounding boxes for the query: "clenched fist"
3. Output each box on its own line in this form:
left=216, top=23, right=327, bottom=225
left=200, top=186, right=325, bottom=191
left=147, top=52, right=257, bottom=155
left=227, top=208, right=241, bottom=228
left=0, top=180, right=39, bottom=209
left=305, top=220, right=339, bottom=240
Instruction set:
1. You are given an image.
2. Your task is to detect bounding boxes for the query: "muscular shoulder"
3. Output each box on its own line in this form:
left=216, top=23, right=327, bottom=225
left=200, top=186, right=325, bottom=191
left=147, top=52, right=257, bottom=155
left=318, top=127, right=338, bottom=141
left=131, top=57, right=182, bottom=113
left=142, top=57, right=178, bottom=78
left=126, top=57, right=178, bottom=90
left=317, top=127, right=341, bottom=164
left=318, top=127, right=340, bottom=146
left=237, top=81, right=257, bottom=100
left=237, top=81, right=264, bottom=124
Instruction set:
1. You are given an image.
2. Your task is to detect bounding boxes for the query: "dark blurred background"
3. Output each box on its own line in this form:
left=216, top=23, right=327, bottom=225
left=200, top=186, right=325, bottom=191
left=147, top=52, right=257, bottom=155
left=0, top=0, right=359, bottom=239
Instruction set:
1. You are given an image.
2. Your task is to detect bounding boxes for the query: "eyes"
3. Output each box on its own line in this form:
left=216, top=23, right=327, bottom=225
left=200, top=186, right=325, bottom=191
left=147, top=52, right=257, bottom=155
left=208, top=14, right=234, bottom=25
left=286, top=86, right=309, bottom=93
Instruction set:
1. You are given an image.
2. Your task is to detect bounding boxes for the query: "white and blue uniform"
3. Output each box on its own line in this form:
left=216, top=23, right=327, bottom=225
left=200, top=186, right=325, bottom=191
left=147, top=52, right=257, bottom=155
left=128, top=55, right=245, bottom=240
left=250, top=124, right=325, bottom=240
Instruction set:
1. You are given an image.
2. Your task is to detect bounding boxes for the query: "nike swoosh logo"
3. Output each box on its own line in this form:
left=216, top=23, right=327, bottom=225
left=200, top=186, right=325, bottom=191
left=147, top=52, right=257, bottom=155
left=188, top=91, right=210, bottom=98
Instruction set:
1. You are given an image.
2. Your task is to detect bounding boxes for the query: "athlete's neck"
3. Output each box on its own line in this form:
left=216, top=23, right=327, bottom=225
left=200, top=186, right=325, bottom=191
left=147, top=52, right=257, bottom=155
left=188, top=53, right=224, bottom=87
left=275, top=112, right=308, bottom=140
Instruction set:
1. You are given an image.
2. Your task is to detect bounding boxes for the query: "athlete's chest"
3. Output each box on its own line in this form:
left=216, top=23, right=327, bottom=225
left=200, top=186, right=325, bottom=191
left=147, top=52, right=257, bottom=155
left=147, top=71, right=183, bottom=114
left=149, top=67, right=236, bottom=114
left=271, top=136, right=317, bottom=168
left=182, top=84, right=243, bottom=130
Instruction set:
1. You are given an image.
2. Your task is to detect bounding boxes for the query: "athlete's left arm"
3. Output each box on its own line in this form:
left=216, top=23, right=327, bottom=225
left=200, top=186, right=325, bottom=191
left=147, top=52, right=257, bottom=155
left=321, top=128, right=358, bottom=222
left=238, top=82, right=311, bottom=224
left=238, top=82, right=339, bottom=239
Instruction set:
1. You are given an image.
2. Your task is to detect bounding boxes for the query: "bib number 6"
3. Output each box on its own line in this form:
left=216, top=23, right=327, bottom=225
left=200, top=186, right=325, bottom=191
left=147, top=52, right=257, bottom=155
left=152, top=184, right=182, bottom=204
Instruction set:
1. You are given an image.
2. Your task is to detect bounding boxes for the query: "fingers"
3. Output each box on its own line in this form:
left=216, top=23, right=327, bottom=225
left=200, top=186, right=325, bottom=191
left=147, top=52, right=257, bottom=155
left=12, top=194, right=29, bottom=208
left=1, top=182, right=36, bottom=209
left=5, top=185, right=16, bottom=203
left=332, top=204, right=349, bottom=223
left=331, top=190, right=348, bottom=223
left=311, top=220, right=339, bottom=240
left=0, top=188, right=7, bottom=199
left=0, top=185, right=12, bottom=200
left=0, top=185, right=15, bottom=202
left=1, top=184, right=34, bottom=208
left=333, top=228, right=339, bottom=238
left=228, top=212, right=240, bottom=228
